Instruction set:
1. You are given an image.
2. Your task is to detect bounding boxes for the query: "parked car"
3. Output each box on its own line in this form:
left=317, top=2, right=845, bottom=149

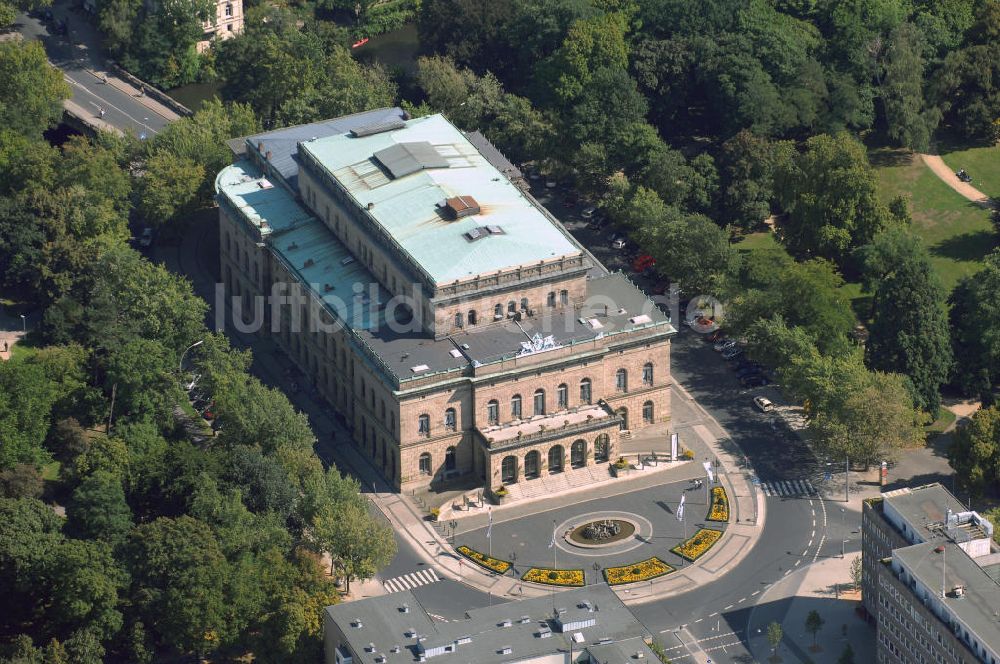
left=138, top=227, right=154, bottom=247
left=545, top=179, right=557, bottom=189
left=581, top=206, right=597, bottom=219
left=753, top=396, right=775, bottom=412
left=632, top=254, right=656, bottom=272
left=714, top=339, right=736, bottom=352
left=611, top=236, right=627, bottom=250
left=741, top=374, right=769, bottom=387
left=736, top=365, right=762, bottom=378
left=722, top=347, right=743, bottom=361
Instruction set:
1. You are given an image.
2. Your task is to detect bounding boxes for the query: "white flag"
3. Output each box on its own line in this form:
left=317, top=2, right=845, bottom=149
left=548, top=524, right=556, bottom=549
left=703, top=461, right=715, bottom=484
left=676, top=494, right=686, bottom=521
left=486, top=509, right=493, bottom=539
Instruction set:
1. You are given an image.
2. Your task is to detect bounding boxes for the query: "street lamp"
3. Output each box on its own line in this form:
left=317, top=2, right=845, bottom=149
left=19, top=314, right=26, bottom=333
left=840, top=508, right=846, bottom=558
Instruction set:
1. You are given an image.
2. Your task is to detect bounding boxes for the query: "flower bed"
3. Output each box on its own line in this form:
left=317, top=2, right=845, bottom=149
left=707, top=486, right=730, bottom=522
left=671, top=528, right=723, bottom=562
left=521, top=567, right=585, bottom=587
left=456, top=545, right=511, bottom=574
left=603, top=557, right=675, bottom=585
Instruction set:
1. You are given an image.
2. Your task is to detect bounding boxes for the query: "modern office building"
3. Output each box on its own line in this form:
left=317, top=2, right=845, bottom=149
left=861, top=484, right=1000, bottom=664
left=323, top=584, right=661, bottom=664
left=216, top=109, right=675, bottom=494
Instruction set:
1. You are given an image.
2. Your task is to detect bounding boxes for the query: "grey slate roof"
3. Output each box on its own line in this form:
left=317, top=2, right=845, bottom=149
left=232, top=107, right=408, bottom=192
left=326, top=585, right=651, bottom=664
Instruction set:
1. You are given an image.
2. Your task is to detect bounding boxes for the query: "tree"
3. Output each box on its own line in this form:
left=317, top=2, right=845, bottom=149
left=0, top=358, right=60, bottom=470
left=774, top=133, right=896, bottom=268
left=807, top=362, right=924, bottom=467
left=838, top=643, right=856, bottom=664
left=0, top=41, right=70, bottom=137
left=859, top=228, right=952, bottom=414
left=127, top=516, right=231, bottom=655
left=137, top=151, right=205, bottom=227
left=950, top=250, right=1000, bottom=399
left=46, top=418, right=90, bottom=465
left=718, top=131, right=777, bottom=230
left=849, top=555, right=862, bottom=592
left=536, top=11, right=630, bottom=105
left=0, top=463, right=44, bottom=499
left=639, top=205, right=736, bottom=295
left=948, top=405, right=1000, bottom=498
left=767, top=621, right=783, bottom=656
left=312, top=499, right=395, bottom=593
left=215, top=377, right=315, bottom=455
left=805, top=609, right=824, bottom=645
left=66, top=470, right=133, bottom=545
left=881, top=22, right=938, bottom=151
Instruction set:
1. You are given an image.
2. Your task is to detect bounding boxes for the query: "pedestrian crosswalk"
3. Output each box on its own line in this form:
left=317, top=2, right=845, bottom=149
left=759, top=479, right=818, bottom=498
left=382, top=568, right=441, bottom=593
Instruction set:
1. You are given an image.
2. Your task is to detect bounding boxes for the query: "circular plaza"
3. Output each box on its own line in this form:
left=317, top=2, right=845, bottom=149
left=453, top=477, right=732, bottom=588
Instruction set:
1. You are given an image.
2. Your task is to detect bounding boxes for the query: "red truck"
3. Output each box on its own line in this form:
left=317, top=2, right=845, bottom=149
left=631, top=254, right=656, bottom=273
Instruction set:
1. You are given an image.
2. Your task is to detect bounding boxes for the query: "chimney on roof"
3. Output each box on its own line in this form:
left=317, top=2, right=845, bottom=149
left=265, top=150, right=272, bottom=161
left=444, top=196, right=480, bottom=220
left=367, top=202, right=375, bottom=210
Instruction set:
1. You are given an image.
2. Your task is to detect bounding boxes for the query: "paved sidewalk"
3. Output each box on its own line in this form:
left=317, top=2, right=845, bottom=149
left=747, top=556, right=875, bottom=663
left=920, top=154, right=992, bottom=205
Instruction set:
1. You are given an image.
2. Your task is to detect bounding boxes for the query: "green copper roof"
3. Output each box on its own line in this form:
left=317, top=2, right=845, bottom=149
left=298, top=114, right=581, bottom=285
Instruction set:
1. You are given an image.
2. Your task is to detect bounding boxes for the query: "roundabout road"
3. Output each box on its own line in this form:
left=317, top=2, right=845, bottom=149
left=165, top=218, right=858, bottom=654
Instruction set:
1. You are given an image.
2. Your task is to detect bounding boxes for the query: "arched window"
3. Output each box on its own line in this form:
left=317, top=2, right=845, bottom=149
left=548, top=445, right=564, bottom=474
left=616, top=368, right=628, bottom=392
left=445, top=408, right=457, bottom=431
left=501, top=456, right=518, bottom=484
left=468, top=310, right=477, bottom=325
left=571, top=440, right=586, bottom=468
left=520, top=297, right=529, bottom=311
left=533, top=389, right=545, bottom=416
left=595, top=434, right=610, bottom=463
left=560, top=290, right=569, bottom=305
left=511, top=394, right=522, bottom=419
left=643, top=362, right=654, bottom=385
left=507, top=301, right=516, bottom=314
left=455, top=312, right=464, bottom=328
left=643, top=400, right=654, bottom=424
left=494, top=304, right=503, bottom=318
left=547, top=292, right=556, bottom=307
left=524, top=450, right=540, bottom=479
left=618, top=407, right=629, bottom=431
left=487, top=399, right=499, bottom=425
left=445, top=446, right=456, bottom=471
left=557, top=383, right=568, bottom=409
left=419, top=452, right=432, bottom=475
left=580, top=378, right=592, bottom=405
left=418, top=413, right=430, bottom=436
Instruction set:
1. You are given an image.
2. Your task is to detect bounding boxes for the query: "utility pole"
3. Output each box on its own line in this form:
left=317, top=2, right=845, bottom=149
left=845, top=454, right=850, bottom=503
left=107, top=382, right=117, bottom=434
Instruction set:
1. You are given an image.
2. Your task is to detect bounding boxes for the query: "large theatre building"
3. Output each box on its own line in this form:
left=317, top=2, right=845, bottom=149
left=216, top=109, right=675, bottom=493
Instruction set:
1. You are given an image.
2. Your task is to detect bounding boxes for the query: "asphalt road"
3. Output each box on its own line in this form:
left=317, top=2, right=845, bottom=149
left=14, top=4, right=172, bottom=137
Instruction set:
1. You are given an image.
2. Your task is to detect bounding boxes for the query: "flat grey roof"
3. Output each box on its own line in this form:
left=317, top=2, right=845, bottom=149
left=357, top=271, right=675, bottom=385
left=894, top=540, right=1000, bottom=657
left=326, top=585, right=650, bottom=664
left=234, top=107, right=407, bottom=192
left=882, top=484, right=969, bottom=542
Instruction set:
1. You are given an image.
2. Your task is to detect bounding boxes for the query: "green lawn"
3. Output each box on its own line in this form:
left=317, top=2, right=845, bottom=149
left=925, top=408, right=957, bottom=435
left=9, top=334, right=41, bottom=361
left=872, top=148, right=994, bottom=292
left=938, top=144, right=1000, bottom=201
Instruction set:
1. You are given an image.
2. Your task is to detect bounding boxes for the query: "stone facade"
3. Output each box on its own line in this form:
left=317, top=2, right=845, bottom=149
left=197, top=0, right=243, bottom=52
left=217, top=114, right=674, bottom=494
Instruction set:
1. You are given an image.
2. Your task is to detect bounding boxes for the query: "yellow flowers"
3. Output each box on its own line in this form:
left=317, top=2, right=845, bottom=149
left=456, top=545, right=512, bottom=574
left=707, top=486, right=730, bottom=522
left=603, top=557, right=674, bottom=585
left=521, top=567, right=585, bottom=587
left=671, top=528, right=723, bottom=562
